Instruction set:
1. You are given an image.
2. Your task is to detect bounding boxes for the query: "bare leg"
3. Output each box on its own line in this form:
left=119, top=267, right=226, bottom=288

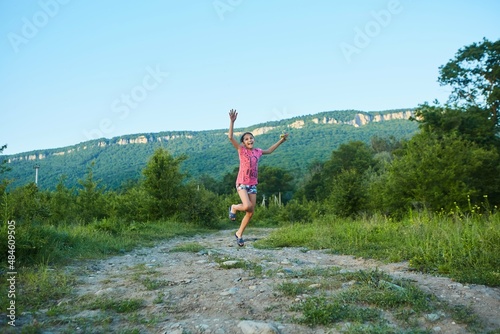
left=234, top=190, right=257, bottom=239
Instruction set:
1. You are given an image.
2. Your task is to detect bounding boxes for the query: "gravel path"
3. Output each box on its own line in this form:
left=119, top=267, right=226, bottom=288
left=21, top=228, right=500, bottom=333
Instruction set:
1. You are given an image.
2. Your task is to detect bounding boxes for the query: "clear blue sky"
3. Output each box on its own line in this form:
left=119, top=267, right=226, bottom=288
left=1, top=0, right=499, bottom=155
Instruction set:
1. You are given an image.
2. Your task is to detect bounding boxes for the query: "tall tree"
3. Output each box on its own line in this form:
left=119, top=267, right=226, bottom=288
left=297, top=141, right=376, bottom=203
left=0, top=144, right=11, bottom=176
left=77, top=162, right=106, bottom=222
left=381, top=132, right=499, bottom=214
left=142, top=148, right=186, bottom=219
left=413, top=103, right=498, bottom=148
left=438, top=38, right=500, bottom=130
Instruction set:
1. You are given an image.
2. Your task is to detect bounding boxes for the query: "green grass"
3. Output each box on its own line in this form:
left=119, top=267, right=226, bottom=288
left=256, top=212, right=500, bottom=287
left=293, top=297, right=381, bottom=326
left=86, top=297, right=144, bottom=313
left=0, top=219, right=213, bottom=314
left=280, top=269, right=487, bottom=333
left=211, top=255, right=264, bottom=275
left=169, top=241, right=206, bottom=253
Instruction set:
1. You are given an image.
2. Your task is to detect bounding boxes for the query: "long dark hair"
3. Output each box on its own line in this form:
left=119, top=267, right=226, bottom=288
left=240, top=132, right=254, bottom=143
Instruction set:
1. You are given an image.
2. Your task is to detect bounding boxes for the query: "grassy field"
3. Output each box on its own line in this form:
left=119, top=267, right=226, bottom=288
left=256, top=212, right=500, bottom=287
left=0, top=219, right=212, bottom=316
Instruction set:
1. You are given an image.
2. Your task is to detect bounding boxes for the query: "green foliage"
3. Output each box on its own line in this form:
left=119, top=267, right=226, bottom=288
left=0, top=144, right=11, bottom=175
left=438, top=38, right=500, bottom=129
left=142, top=148, right=186, bottom=219
left=77, top=162, right=107, bottom=223
left=297, top=141, right=377, bottom=205
left=7, top=183, right=50, bottom=223
left=87, top=298, right=144, bottom=313
left=381, top=132, right=499, bottom=214
left=177, top=183, right=219, bottom=226
left=109, top=185, right=153, bottom=222
left=4, top=111, right=418, bottom=191
left=169, top=242, right=206, bottom=253
left=414, top=103, right=499, bottom=147
left=258, top=165, right=294, bottom=201
left=49, top=175, right=77, bottom=224
left=328, top=168, right=370, bottom=218
left=293, top=296, right=381, bottom=326
left=258, top=211, right=500, bottom=286
left=278, top=200, right=313, bottom=223
left=288, top=269, right=440, bottom=330
left=296, top=140, right=380, bottom=218
left=10, top=264, right=74, bottom=312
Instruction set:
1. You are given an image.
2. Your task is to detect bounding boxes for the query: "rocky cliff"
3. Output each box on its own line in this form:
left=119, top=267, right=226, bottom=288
left=7, top=109, right=414, bottom=163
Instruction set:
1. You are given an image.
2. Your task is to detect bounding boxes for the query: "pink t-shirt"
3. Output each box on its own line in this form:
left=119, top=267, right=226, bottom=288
left=236, top=147, right=263, bottom=186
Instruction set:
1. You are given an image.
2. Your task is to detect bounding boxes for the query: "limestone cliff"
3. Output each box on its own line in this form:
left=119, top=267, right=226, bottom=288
left=7, top=109, right=414, bottom=163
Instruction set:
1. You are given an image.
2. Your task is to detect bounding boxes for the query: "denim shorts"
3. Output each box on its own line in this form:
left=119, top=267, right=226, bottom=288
left=236, top=184, right=257, bottom=194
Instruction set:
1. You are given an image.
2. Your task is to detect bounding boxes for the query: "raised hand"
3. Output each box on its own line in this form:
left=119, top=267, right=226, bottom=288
left=229, top=109, right=238, bottom=122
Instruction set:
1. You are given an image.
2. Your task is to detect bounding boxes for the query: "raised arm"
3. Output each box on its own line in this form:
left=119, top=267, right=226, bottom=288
left=228, top=109, right=240, bottom=150
left=262, top=133, right=289, bottom=155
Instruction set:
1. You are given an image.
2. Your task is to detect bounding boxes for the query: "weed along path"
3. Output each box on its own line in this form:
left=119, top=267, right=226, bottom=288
left=20, top=229, right=500, bottom=333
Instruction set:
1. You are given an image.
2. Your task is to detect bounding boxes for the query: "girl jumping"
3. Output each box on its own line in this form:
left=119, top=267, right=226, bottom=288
left=227, top=109, right=288, bottom=246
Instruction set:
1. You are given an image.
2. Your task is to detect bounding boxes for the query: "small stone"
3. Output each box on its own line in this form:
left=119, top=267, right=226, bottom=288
left=220, top=287, right=238, bottom=296
left=425, top=313, right=440, bottom=322
left=237, top=320, right=280, bottom=334
left=222, top=260, right=238, bottom=266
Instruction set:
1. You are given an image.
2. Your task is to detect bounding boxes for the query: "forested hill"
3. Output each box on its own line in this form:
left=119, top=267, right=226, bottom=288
left=3, top=109, right=418, bottom=190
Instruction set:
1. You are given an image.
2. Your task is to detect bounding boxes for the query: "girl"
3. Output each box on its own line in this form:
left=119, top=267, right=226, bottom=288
left=228, top=109, right=288, bottom=246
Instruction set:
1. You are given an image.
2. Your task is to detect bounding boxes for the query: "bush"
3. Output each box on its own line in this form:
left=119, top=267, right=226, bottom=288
left=278, top=200, right=312, bottom=223
left=177, top=184, right=219, bottom=227
left=111, top=186, right=154, bottom=222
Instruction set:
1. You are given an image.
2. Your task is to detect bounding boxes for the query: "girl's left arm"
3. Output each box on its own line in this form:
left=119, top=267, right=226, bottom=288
left=262, top=133, right=288, bottom=155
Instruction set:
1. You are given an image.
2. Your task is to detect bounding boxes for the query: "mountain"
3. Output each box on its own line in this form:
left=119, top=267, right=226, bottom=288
left=2, top=109, right=418, bottom=190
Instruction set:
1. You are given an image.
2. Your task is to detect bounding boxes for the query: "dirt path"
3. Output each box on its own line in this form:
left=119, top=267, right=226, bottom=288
left=25, top=229, right=500, bottom=333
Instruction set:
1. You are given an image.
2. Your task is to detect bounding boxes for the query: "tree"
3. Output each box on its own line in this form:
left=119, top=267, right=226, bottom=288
left=329, top=168, right=369, bottom=218
left=49, top=175, right=77, bottom=224
left=77, top=162, right=106, bottom=223
left=0, top=144, right=12, bottom=204
left=296, top=141, right=376, bottom=203
left=324, top=141, right=376, bottom=175
left=258, top=165, right=294, bottom=204
left=381, top=132, right=499, bottom=214
left=413, top=103, right=499, bottom=148
left=142, top=148, right=187, bottom=219
left=438, top=38, right=500, bottom=130
left=218, top=167, right=239, bottom=195
left=0, top=144, right=11, bottom=175
left=295, top=160, right=324, bottom=202
left=370, top=135, right=403, bottom=154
